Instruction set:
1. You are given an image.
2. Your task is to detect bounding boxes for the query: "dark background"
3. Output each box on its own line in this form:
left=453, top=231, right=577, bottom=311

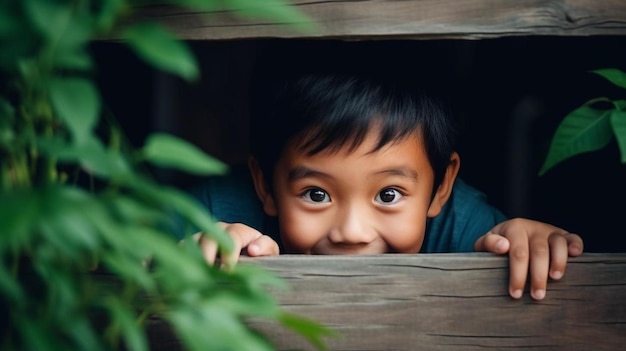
left=92, top=36, right=626, bottom=252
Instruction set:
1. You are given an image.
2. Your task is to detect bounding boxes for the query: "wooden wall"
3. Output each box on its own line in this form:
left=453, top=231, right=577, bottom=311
left=103, top=4, right=626, bottom=349
left=146, top=253, right=626, bottom=351
left=127, top=0, right=626, bottom=40
left=247, top=253, right=626, bottom=351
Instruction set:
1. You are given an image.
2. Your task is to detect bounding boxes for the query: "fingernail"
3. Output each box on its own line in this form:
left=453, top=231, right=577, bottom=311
left=249, top=244, right=259, bottom=254
left=551, top=270, right=563, bottom=280
left=496, top=239, right=506, bottom=251
left=511, top=289, right=522, bottom=299
left=533, top=289, right=545, bottom=300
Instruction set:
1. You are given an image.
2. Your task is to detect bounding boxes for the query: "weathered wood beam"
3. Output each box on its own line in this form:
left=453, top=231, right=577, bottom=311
left=240, top=253, right=626, bottom=351
left=124, top=0, right=626, bottom=40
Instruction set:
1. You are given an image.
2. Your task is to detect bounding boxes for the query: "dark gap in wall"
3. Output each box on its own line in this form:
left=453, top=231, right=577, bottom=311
left=92, top=36, right=626, bottom=252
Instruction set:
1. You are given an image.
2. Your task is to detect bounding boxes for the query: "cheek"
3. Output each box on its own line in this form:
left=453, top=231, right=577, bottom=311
left=379, top=204, right=429, bottom=253
left=277, top=207, right=328, bottom=254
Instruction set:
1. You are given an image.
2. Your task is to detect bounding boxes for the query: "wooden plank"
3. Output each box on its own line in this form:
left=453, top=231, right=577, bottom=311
left=238, top=253, right=626, bottom=351
left=123, top=0, right=626, bottom=40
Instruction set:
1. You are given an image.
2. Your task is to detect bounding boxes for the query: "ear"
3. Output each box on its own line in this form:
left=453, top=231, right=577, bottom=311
left=248, top=156, right=278, bottom=217
left=427, top=152, right=460, bottom=218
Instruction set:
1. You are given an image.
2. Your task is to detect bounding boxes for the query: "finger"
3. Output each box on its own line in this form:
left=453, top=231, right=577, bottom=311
left=220, top=223, right=265, bottom=268
left=198, top=233, right=218, bottom=265
left=246, top=235, right=280, bottom=257
left=565, top=233, right=584, bottom=257
left=548, top=234, right=569, bottom=280
left=506, top=232, right=530, bottom=300
left=528, top=234, right=551, bottom=300
left=474, top=232, right=509, bottom=253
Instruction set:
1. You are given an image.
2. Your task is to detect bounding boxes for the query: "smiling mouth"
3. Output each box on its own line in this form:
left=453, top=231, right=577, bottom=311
left=310, top=242, right=389, bottom=255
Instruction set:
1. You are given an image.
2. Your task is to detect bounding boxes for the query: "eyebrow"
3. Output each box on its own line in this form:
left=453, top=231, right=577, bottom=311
left=288, top=166, right=327, bottom=182
left=374, top=167, right=419, bottom=181
left=287, top=166, right=419, bottom=182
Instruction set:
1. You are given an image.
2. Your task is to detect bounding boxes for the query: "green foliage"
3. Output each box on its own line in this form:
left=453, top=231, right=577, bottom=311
left=122, top=23, right=200, bottom=82
left=142, top=133, right=228, bottom=175
left=540, top=68, right=626, bottom=175
left=0, top=0, right=331, bottom=350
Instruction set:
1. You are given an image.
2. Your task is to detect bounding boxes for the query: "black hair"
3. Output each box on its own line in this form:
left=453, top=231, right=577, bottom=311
left=250, top=71, right=457, bottom=194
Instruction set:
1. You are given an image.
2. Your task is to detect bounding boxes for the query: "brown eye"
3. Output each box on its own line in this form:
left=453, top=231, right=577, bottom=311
left=303, top=188, right=330, bottom=203
left=375, top=188, right=402, bottom=204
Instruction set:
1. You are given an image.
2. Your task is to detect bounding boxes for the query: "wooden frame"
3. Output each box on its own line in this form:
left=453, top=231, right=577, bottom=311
left=127, top=0, right=626, bottom=40
left=148, top=253, right=626, bottom=350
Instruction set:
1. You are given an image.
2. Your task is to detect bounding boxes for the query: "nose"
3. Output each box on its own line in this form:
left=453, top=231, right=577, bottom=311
left=328, top=203, right=377, bottom=245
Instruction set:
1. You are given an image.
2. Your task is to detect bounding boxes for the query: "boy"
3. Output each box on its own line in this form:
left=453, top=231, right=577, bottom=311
left=190, top=71, right=583, bottom=301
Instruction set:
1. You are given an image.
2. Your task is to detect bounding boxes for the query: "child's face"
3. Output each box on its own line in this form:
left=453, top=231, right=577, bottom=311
left=263, top=128, right=447, bottom=254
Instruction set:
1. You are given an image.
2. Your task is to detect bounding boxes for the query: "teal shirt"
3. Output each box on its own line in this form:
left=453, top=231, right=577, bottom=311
left=189, top=165, right=507, bottom=253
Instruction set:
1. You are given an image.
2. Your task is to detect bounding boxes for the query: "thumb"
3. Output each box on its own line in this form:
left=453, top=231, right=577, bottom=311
left=474, top=232, right=510, bottom=254
left=245, top=235, right=280, bottom=257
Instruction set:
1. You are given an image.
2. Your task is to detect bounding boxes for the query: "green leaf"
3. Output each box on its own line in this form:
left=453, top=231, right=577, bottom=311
left=39, top=135, right=131, bottom=179
left=24, top=0, right=73, bottom=41
left=186, top=0, right=316, bottom=32
left=37, top=186, right=104, bottom=255
left=0, top=2, right=39, bottom=68
left=142, top=133, right=227, bottom=175
left=0, top=1, right=19, bottom=35
left=279, top=312, right=337, bottom=351
left=172, top=0, right=220, bottom=11
left=49, top=77, right=101, bottom=145
left=77, top=138, right=131, bottom=179
left=94, top=0, right=126, bottom=32
left=610, top=109, right=626, bottom=163
left=0, top=190, right=39, bottom=250
left=16, top=316, right=56, bottom=351
left=64, top=314, right=106, bottom=351
left=54, top=13, right=93, bottom=52
left=124, top=179, right=234, bottom=253
left=208, top=288, right=281, bottom=319
left=0, top=97, right=15, bottom=147
left=0, top=95, right=14, bottom=117
left=592, top=68, right=626, bottom=90
left=110, top=196, right=165, bottom=225
left=38, top=202, right=100, bottom=257
left=227, top=0, right=316, bottom=32
left=122, top=225, right=210, bottom=290
left=122, top=23, right=199, bottom=82
left=105, top=298, right=148, bottom=351
left=0, top=262, right=23, bottom=304
left=539, top=104, right=613, bottom=175
left=167, top=304, right=274, bottom=351
left=101, top=253, right=156, bottom=293
left=31, top=257, right=80, bottom=322
left=54, top=47, right=93, bottom=71
left=234, top=263, right=288, bottom=291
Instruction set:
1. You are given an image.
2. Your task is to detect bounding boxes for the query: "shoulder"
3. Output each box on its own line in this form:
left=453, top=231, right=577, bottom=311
left=448, top=178, right=508, bottom=229
left=189, top=164, right=266, bottom=229
left=423, top=179, right=507, bottom=253
left=449, top=178, right=490, bottom=204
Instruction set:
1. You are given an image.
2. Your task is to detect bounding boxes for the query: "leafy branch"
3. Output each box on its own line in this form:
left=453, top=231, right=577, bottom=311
left=540, top=68, right=626, bottom=175
left=0, top=1, right=331, bottom=350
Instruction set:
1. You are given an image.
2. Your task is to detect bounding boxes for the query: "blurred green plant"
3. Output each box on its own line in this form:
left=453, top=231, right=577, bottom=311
left=0, top=0, right=331, bottom=350
left=540, top=68, right=626, bottom=175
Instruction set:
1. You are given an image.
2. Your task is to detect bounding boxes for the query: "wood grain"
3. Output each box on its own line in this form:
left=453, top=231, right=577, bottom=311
left=122, top=0, right=626, bottom=40
left=239, top=253, right=626, bottom=351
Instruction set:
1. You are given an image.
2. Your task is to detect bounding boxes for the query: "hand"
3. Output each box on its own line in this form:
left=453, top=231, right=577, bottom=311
left=192, top=222, right=280, bottom=267
left=473, top=218, right=583, bottom=300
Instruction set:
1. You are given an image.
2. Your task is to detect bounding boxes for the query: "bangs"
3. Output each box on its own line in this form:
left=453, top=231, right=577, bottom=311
left=296, top=113, right=421, bottom=157
left=293, top=77, right=424, bottom=156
